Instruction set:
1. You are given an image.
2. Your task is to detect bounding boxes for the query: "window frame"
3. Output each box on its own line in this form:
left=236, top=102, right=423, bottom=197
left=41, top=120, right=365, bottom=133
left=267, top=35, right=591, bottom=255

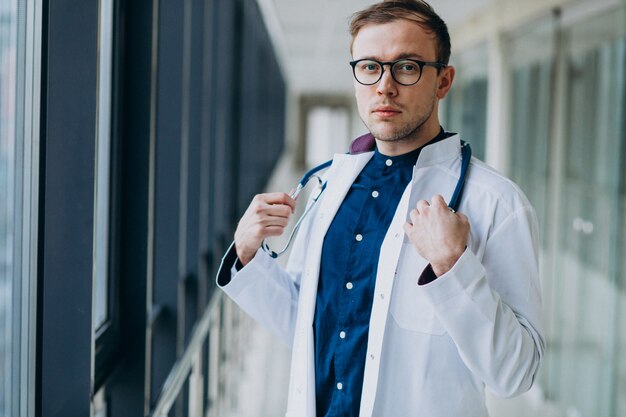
left=93, top=0, right=123, bottom=392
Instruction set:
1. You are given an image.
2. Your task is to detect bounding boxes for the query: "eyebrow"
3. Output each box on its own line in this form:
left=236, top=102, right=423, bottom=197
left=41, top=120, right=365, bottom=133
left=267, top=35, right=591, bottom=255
left=358, top=52, right=428, bottom=62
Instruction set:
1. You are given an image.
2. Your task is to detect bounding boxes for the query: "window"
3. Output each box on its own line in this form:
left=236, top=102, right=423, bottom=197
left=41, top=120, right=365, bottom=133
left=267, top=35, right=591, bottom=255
left=444, top=43, right=488, bottom=160
left=93, top=0, right=114, bottom=331
left=0, top=0, right=41, bottom=415
left=93, top=0, right=120, bottom=393
left=305, top=105, right=349, bottom=168
left=556, top=11, right=626, bottom=417
left=0, top=0, right=17, bottom=408
left=507, top=18, right=555, bottom=246
left=506, top=7, right=626, bottom=417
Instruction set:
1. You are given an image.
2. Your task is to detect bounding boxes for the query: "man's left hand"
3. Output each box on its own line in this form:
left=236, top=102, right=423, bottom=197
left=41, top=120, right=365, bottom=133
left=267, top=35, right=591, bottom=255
left=403, top=194, right=470, bottom=277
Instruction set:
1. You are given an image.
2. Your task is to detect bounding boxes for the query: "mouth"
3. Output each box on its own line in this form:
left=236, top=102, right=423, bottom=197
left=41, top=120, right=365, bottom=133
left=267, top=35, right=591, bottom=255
left=372, top=106, right=401, bottom=118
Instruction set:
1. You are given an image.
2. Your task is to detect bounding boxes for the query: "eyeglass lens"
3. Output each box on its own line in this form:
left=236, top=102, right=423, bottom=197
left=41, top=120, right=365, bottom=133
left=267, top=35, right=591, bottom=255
left=353, top=59, right=422, bottom=86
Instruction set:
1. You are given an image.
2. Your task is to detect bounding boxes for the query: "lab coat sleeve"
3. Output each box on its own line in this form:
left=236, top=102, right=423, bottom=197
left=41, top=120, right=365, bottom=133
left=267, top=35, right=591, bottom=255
left=420, top=205, right=544, bottom=398
left=216, top=245, right=301, bottom=347
left=215, top=195, right=316, bottom=348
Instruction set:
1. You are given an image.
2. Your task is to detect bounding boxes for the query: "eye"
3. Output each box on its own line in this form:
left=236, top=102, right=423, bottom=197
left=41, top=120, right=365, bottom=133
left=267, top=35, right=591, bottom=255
left=395, top=61, right=419, bottom=73
left=360, top=61, right=380, bottom=73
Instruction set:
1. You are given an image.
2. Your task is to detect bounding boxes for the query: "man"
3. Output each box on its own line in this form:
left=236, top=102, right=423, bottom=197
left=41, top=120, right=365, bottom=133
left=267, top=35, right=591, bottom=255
left=217, top=1, right=544, bottom=416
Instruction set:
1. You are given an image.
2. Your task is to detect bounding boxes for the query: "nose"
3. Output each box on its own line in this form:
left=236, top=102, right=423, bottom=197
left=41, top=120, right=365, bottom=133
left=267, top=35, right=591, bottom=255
left=376, top=65, right=398, bottom=97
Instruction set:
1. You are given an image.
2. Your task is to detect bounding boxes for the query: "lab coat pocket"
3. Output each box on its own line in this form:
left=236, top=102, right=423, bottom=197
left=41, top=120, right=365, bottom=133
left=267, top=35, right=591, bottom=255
left=389, top=243, right=446, bottom=335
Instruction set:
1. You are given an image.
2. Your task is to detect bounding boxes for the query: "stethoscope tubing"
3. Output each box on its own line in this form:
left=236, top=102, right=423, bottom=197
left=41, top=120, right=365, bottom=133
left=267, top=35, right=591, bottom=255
left=261, top=168, right=328, bottom=258
left=260, top=141, right=471, bottom=258
left=448, top=141, right=471, bottom=212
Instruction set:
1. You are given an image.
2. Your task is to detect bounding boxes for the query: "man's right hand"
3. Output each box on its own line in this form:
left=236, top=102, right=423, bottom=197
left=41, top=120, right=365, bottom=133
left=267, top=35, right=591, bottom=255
left=234, top=192, right=297, bottom=266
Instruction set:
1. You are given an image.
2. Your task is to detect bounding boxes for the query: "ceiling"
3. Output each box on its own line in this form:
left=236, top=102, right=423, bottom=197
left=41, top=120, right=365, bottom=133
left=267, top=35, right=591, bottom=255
left=258, top=0, right=492, bottom=95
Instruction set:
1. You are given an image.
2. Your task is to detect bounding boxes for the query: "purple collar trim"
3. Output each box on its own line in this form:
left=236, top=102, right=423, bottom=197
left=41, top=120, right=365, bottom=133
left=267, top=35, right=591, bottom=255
left=348, top=133, right=376, bottom=154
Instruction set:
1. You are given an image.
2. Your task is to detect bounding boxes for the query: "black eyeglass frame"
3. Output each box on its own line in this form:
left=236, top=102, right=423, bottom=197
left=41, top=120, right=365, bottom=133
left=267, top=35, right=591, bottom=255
left=349, top=58, right=447, bottom=86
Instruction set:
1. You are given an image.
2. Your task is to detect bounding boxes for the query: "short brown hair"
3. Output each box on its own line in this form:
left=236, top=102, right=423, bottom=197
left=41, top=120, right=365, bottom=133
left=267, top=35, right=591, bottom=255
left=349, top=0, right=451, bottom=65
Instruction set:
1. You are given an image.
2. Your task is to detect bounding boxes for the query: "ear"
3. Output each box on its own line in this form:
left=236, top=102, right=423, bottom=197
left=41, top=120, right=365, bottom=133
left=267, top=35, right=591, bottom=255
left=436, top=65, right=455, bottom=99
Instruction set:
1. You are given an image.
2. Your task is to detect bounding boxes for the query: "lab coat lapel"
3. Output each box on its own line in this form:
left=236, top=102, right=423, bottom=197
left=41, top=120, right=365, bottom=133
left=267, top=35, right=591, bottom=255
left=288, top=151, right=374, bottom=417
left=358, top=177, right=413, bottom=417
left=299, top=151, right=374, bottom=322
left=359, top=136, right=463, bottom=416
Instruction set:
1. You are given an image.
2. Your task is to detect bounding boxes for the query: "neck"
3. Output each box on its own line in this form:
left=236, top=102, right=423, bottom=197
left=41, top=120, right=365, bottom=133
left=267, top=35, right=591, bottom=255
left=375, top=121, right=442, bottom=157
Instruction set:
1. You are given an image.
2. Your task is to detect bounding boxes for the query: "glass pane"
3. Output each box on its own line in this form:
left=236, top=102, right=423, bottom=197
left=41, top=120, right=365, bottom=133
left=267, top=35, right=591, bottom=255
left=507, top=18, right=554, bottom=248
left=305, top=106, right=349, bottom=168
left=552, top=11, right=625, bottom=417
left=509, top=62, right=552, bottom=245
left=505, top=14, right=557, bottom=409
left=444, top=43, right=488, bottom=160
left=92, top=388, right=107, bottom=417
left=93, top=0, right=114, bottom=329
left=618, top=197, right=626, bottom=417
left=614, top=13, right=626, bottom=416
left=0, top=0, right=18, bottom=414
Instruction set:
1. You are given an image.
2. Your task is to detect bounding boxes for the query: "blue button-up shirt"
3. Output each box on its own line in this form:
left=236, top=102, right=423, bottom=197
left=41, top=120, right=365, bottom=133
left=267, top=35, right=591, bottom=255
left=313, top=130, right=449, bottom=416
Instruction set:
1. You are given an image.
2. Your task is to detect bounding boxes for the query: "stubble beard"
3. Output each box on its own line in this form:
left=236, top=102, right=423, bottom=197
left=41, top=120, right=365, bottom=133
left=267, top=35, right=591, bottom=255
left=365, top=96, right=437, bottom=144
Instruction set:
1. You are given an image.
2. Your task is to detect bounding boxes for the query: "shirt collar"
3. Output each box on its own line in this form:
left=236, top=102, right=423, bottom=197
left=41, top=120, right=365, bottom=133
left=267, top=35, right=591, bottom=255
left=372, top=128, right=454, bottom=168
left=339, top=129, right=462, bottom=169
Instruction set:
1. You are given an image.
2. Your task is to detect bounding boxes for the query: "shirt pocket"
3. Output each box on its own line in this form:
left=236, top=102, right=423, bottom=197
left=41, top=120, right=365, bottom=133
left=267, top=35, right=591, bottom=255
left=389, top=243, right=446, bottom=335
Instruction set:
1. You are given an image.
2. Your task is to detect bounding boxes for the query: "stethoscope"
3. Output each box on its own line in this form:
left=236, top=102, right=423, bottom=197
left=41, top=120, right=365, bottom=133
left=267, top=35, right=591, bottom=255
left=260, top=141, right=472, bottom=258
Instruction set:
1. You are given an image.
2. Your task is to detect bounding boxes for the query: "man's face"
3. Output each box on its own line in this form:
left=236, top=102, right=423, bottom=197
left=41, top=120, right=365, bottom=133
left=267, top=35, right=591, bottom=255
left=351, top=19, right=453, bottom=147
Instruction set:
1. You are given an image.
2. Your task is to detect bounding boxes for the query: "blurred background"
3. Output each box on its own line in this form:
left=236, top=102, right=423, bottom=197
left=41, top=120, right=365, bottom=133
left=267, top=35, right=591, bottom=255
left=1, top=0, right=625, bottom=416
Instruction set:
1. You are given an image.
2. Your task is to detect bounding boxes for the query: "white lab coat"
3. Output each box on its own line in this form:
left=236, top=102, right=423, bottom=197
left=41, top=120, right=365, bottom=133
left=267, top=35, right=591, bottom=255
left=217, top=135, right=544, bottom=417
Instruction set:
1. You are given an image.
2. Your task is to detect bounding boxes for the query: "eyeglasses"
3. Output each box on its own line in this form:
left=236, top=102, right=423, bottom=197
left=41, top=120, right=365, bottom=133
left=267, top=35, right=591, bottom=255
left=349, top=58, right=446, bottom=86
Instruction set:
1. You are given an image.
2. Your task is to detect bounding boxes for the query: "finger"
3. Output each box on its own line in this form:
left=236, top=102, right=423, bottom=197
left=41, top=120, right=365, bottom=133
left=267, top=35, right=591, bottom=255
left=416, top=199, right=430, bottom=214
left=288, top=187, right=302, bottom=203
left=261, top=203, right=293, bottom=219
left=408, top=208, right=419, bottom=224
left=403, top=222, right=412, bottom=234
left=253, top=201, right=295, bottom=219
left=260, top=216, right=290, bottom=228
left=259, top=192, right=297, bottom=212
left=431, top=194, right=448, bottom=209
left=264, top=225, right=287, bottom=237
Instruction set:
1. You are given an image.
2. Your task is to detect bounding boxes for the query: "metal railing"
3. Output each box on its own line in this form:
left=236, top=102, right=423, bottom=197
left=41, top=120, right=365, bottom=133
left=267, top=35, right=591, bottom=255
left=150, top=290, right=250, bottom=417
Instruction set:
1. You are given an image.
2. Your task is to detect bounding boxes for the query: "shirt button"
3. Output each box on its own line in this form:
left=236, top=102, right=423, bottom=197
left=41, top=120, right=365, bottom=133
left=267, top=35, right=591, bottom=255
left=346, top=282, right=353, bottom=290
left=339, top=331, right=346, bottom=339
left=355, top=234, right=363, bottom=242
left=337, top=382, right=343, bottom=390
left=371, top=190, right=379, bottom=198
left=385, top=159, right=393, bottom=166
